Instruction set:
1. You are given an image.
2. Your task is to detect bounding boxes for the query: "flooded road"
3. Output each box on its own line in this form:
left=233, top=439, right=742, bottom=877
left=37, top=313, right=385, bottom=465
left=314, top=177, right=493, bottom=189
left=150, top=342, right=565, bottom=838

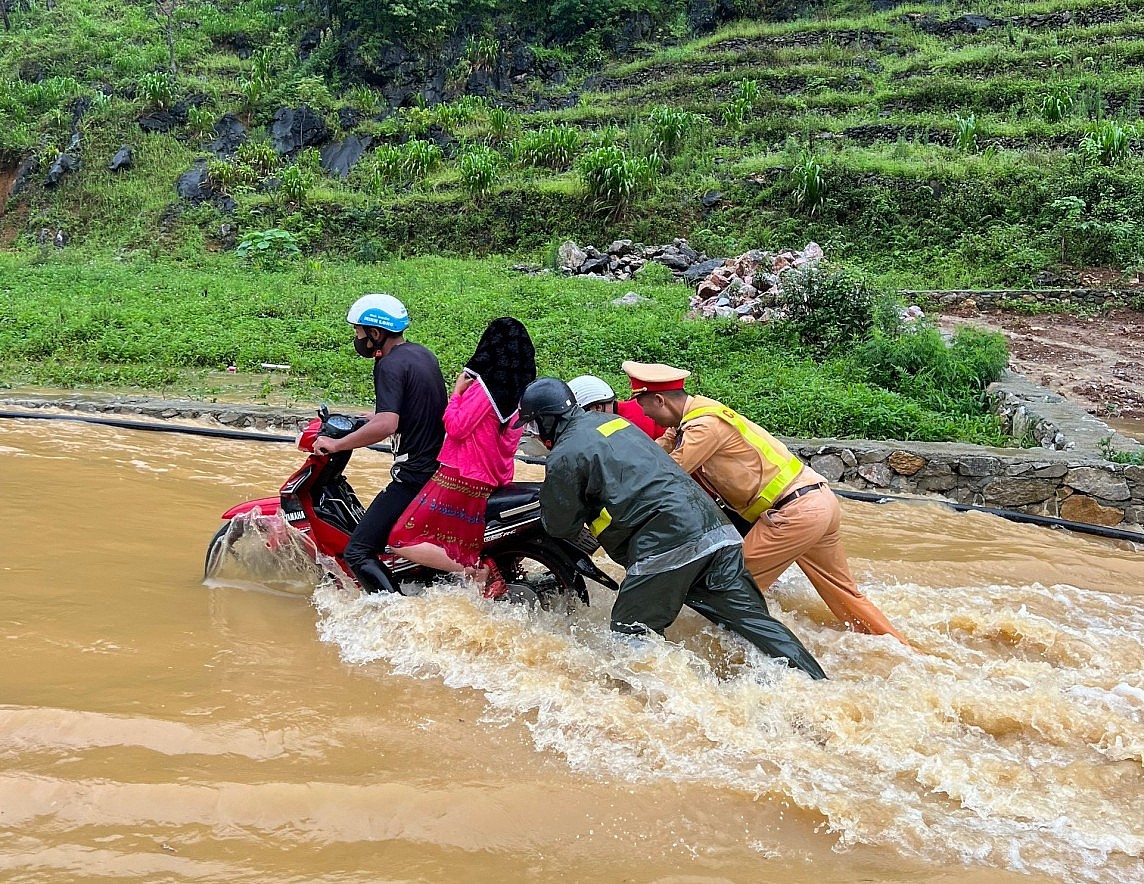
left=1, top=415, right=1141, bottom=883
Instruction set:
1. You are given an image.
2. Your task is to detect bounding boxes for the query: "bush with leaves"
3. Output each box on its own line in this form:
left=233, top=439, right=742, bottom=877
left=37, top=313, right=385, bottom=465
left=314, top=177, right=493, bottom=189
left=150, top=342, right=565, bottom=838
left=235, top=228, right=301, bottom=269
left=458, top=145, right=501, bottom=197
left=513, top=124, right=582, bottom=169
left=855, top=323, right=1008, bottom=414
left=1079, top=120, right=1132, bottom=165
left=578, top=145, right=659, bottom=217
left=775, top=264, right=877, bottom=357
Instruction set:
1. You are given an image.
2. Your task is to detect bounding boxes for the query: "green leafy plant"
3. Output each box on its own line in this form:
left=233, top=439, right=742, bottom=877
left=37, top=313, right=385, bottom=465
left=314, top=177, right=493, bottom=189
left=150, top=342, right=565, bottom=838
left=1040, top=84, right=1073, bottom=123
left=856, top=323, right=1009, bottom=414
left=514, top=125, right=582, bottom=169
left=279, top=161, right=317, bottom=203
left=300, top=258, right=323, bottom=285
left=138, top=71, right=176, bottom=109
left=486, top=106, right=517, bottom=143
left=954, top=112, right=978, bottom=152
left=578, top=145, right=658, bottom=217
left=235, top=228, right=301, bottom=269
left=721, top=78, right=762, bottom=127
left=401, top=138, right=444, bottom=179
left=1079, top=120, right=1132, bottom=165
left=1049, top=196, right=1092, bottom=262
left=790, top=152, right=827, bottom=215
left=345, top=85, right=381, bottom=115
left=458, top=145, right=501, bottom=197
left=464, top=35, right=500, bottom=73
left=1098, top=436, right=1144, bottom=464
left=646, top=105, right=700, bottom=157
left=235, top=141, right=281, bottom=176
left=357, top=139, right=443, bottom=190
left=776, top=264, right=877, bottom=356
left=186, top=105, right=215, bottom=140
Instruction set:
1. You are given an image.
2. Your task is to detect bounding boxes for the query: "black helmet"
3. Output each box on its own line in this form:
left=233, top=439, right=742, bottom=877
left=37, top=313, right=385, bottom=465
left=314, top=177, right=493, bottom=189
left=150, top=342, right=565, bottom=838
left=513, top=377, right=577, bottom=447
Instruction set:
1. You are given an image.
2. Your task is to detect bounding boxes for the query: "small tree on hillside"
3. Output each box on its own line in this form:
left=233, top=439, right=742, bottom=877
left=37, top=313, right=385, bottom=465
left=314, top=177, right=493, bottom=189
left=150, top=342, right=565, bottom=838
left=155, top=0, right=182, bottom=75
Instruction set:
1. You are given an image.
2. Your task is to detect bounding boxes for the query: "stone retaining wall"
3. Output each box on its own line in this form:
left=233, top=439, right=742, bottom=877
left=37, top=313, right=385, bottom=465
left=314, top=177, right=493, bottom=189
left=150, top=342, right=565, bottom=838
left=785, top=438, right=1144, bottom=533
left=4, top=393, right=1143, bottom=536
left=901, top=288, right=1126, bottom=311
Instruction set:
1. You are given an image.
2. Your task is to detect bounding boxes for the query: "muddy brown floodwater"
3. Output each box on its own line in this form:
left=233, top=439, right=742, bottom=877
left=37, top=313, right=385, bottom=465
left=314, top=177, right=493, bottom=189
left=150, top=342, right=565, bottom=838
left=1, top=416, right=1141, bottom=883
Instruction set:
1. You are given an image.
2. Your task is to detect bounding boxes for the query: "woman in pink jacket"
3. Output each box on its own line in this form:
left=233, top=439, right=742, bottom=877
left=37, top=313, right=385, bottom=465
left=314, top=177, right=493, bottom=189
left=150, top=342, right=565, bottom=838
left=387, top=318, right=536, bottom=595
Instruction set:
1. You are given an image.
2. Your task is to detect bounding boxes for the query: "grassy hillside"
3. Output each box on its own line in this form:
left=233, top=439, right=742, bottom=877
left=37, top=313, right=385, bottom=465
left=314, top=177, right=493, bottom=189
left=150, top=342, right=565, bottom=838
left=3, top=0, right=1143, bottom=287
left=10, top=0, right=1140, bottom=443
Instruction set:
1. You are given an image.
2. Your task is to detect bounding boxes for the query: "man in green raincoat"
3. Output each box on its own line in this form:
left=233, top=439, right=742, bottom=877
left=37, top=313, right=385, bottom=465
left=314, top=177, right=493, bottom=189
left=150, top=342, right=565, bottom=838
left=514, top=378, right=825, bottom=679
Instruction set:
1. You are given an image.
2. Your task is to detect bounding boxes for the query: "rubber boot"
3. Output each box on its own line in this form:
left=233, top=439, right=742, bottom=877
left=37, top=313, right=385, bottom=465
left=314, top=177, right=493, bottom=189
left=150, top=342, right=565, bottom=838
left=353, top=559, right=400, bottom=595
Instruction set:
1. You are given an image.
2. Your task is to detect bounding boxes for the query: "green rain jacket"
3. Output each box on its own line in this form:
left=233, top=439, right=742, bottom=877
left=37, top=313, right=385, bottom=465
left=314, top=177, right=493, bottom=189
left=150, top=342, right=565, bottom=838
left=540, top=409, right=741, bottom=574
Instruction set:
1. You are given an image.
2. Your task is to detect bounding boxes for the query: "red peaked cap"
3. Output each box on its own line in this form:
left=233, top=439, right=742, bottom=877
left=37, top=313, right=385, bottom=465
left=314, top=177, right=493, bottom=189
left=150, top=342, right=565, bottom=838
left=622, top=360, right=691, bottom=395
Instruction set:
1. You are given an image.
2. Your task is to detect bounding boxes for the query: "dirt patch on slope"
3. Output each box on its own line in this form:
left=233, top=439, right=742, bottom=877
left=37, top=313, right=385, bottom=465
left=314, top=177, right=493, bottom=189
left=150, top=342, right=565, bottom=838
left=940, top=307, right=1144, bottom=434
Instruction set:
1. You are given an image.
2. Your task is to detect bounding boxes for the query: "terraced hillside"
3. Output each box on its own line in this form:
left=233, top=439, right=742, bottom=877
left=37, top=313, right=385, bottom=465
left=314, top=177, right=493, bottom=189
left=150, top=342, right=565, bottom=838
left=3, top=0, right=1144, bottom=287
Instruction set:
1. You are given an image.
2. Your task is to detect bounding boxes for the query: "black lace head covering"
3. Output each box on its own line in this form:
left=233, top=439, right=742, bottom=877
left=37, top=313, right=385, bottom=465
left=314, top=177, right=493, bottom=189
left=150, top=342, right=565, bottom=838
left=465, top=317, right=537, bottom=423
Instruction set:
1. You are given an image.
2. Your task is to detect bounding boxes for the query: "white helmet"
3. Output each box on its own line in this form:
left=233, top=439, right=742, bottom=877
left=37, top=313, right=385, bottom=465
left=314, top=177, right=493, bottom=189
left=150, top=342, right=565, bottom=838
left=346, top=293, right=410, bottom=332
left=568, top=375, right=616, bottom=408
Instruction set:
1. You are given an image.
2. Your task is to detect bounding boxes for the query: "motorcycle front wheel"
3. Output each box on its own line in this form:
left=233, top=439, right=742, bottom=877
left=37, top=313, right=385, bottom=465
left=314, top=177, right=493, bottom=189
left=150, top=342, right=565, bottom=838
left=202, top=515, right=321, bottom=590
left=487, top=538, right=591, bottom=612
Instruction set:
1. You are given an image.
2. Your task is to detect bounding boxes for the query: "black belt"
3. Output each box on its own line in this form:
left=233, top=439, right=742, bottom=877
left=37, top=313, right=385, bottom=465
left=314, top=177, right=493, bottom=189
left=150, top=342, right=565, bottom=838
left=771, top=482, right=826, bottom=511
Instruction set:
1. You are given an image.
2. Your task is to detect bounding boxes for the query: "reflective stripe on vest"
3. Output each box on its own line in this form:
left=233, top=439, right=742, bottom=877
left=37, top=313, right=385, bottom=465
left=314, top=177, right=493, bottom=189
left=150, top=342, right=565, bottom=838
left=589, top=418, right=629, bottom=535
left=597, top=418, right=628, bottom=437
left=681, top=405, right=801, bottom=521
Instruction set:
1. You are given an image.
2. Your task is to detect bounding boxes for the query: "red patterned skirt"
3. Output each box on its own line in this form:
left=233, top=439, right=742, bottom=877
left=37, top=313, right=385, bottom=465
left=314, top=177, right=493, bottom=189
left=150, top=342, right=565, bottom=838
left=387, top=465, right=494, bottom=568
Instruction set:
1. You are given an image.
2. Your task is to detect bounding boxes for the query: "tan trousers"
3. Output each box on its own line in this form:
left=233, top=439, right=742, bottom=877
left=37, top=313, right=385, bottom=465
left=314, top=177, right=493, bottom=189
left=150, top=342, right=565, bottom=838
left=742, top=486, right=906, bottom=642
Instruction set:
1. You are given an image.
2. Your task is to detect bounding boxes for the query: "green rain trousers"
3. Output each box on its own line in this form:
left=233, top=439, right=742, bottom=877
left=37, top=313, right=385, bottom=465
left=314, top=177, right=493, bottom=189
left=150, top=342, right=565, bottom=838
left=611, top=542, right=826, bottom=679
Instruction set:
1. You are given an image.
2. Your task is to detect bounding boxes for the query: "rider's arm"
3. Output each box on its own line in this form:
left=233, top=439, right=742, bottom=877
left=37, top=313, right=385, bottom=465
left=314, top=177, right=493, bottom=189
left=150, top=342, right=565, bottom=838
left=442, top=376, right=486, bottom=441
left=313, top=411, right=398, bottom=455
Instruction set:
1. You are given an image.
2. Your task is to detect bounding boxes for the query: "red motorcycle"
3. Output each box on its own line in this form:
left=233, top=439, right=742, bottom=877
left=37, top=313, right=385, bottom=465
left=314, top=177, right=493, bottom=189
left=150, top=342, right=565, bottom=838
left=204, top=407, right=618, bottom=606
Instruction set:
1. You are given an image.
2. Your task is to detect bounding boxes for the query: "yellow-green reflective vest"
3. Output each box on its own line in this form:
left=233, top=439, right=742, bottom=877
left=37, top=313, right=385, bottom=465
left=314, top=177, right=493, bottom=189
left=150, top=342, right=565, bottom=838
left=681, top=405, right=802, bottom=522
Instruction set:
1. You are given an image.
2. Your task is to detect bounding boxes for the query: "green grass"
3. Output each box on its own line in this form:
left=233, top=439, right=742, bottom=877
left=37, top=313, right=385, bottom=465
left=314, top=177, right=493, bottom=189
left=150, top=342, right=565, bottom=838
left=0, top=251, right=1009, bottom=444
left=5, top=0, right=1144, bottom=307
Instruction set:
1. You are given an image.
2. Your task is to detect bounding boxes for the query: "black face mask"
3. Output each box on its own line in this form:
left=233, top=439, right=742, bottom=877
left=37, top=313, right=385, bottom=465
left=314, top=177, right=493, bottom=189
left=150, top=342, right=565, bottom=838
left=354, top=330, right=383, bottom=358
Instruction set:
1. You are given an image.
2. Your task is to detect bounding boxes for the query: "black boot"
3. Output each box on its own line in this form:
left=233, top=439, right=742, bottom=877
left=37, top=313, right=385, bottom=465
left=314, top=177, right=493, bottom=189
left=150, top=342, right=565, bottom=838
left=352, top=559, right=400, bottom=595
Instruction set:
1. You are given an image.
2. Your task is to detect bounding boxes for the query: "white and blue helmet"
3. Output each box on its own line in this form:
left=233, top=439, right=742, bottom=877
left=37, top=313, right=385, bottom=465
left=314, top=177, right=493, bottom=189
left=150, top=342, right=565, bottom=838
left=346, top=293, right=410, bottom=332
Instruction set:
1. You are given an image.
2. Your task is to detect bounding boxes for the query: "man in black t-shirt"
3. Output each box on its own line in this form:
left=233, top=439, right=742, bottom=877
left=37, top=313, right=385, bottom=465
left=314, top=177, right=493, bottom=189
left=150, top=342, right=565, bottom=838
left=314, top=293, right=447, bottom=593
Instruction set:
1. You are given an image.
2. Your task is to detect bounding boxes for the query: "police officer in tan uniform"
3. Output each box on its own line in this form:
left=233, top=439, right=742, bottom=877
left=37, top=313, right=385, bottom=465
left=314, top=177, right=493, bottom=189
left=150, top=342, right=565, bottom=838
left=622, top=361, right=906, bottom=644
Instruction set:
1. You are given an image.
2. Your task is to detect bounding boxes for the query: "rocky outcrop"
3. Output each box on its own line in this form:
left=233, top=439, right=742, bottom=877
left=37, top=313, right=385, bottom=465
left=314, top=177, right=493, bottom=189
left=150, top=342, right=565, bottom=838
left=269, top=106, right=330, bottom=156
left=208, top=114, right=247, bottom=158
left=553, top=237, right=718, bottom=282
left=108, top=145, right=134, bottom=172
left=320, top=134, right=373, bottom=178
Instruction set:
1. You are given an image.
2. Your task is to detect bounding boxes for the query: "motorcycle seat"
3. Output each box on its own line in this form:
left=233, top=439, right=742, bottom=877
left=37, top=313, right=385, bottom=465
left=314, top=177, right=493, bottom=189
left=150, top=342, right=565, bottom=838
left=486, top=482, right=542, bottom=521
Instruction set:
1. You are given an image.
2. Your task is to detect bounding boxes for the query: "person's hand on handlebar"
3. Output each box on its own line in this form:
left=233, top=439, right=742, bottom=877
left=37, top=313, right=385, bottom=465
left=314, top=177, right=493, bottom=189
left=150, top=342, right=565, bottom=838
left=312, top=435, right=342, bottom=456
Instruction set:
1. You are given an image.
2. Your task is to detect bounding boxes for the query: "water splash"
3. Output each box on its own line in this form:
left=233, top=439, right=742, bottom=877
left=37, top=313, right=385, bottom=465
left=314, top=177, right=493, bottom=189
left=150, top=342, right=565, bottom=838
left=311, top=573, right=1144, bottom=882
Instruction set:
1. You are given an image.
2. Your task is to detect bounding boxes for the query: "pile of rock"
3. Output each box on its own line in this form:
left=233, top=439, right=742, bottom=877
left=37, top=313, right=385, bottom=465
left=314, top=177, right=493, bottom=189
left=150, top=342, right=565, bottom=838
left=556, top=238, right=714, bottom=281
left=687, top=242, right=824, bottom=322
